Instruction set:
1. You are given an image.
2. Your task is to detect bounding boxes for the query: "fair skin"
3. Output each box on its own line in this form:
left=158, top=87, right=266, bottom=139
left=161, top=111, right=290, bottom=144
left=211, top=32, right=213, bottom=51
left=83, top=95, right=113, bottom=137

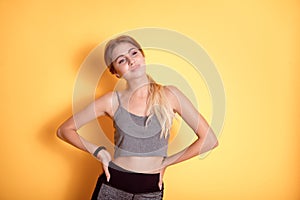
left=57, top=42, right=218, bottom=189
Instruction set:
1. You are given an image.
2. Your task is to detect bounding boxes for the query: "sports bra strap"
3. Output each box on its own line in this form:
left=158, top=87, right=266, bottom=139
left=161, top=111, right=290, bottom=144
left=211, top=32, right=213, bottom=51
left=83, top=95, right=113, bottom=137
left=115, top=91, right=122, bottom=106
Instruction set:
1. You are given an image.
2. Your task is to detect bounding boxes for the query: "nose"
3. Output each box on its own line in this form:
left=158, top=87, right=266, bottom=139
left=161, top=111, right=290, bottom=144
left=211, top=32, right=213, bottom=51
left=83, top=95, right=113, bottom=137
left=127, top=56, right=135, bottom=66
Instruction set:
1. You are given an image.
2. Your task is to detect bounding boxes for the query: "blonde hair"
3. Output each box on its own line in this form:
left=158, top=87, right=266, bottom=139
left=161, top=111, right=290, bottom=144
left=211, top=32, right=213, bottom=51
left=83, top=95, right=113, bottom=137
left=146, top=75, right=174, bottom=138
left=104, top=35, right=173, bottom=138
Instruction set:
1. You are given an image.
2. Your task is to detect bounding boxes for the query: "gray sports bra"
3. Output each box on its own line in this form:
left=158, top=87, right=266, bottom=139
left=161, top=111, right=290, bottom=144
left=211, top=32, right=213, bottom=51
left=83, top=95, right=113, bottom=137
left=113, top=92, right=169, bottom=158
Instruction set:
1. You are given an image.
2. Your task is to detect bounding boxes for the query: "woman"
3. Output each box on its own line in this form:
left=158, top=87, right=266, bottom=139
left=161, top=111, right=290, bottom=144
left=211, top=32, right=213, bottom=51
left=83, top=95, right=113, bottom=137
left=57, top=35, right=218, bottom=199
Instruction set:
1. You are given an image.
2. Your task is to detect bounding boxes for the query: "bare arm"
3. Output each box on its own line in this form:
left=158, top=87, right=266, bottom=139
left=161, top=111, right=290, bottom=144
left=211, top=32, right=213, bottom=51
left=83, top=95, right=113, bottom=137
left=56, top=92, right=114, bottom=154
left=163, top=86, right=218, bottom=166
left=57, top=92, right=114, bottom=181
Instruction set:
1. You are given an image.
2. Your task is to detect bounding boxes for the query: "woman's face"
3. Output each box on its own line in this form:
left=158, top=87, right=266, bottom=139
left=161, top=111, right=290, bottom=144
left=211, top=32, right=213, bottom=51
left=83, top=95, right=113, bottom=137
left=111, top=42, right=145, bottom=79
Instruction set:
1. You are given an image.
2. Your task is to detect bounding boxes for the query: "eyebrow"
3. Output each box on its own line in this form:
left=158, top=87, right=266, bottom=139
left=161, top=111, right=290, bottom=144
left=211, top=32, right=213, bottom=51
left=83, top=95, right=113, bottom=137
left=113, top=47, right=137, bottom=62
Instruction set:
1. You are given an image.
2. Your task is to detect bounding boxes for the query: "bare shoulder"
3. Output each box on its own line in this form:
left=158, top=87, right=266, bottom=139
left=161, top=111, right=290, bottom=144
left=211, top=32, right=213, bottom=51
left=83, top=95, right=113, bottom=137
left=163, top=85, right=183, bottom=108
left=163, top=85, right=184, bottom=100
left=95, top=91, right=114, bottom=103
left=94, top=91, right=115, bottom=117
left=163, top=85, right=195, bottom=114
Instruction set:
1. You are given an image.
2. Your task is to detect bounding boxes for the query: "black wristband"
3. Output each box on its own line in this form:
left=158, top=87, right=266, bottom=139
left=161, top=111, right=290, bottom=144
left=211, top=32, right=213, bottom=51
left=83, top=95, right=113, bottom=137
left=93, top=146, right=106, bottom=157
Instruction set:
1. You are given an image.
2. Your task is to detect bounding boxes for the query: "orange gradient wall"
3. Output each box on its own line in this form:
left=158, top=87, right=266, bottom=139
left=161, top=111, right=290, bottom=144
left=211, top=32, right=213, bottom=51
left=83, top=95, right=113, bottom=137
left=0, top=1, right=299, bottom=199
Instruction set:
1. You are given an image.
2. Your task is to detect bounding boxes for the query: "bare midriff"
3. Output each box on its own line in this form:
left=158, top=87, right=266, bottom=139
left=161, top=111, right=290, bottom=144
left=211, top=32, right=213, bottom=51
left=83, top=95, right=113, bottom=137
left=112, top=156, right=164, bottom=174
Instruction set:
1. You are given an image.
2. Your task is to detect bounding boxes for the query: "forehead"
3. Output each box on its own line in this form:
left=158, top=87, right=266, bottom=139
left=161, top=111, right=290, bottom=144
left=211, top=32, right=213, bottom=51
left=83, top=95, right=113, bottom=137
left=111, top=42, right=137, bottom=60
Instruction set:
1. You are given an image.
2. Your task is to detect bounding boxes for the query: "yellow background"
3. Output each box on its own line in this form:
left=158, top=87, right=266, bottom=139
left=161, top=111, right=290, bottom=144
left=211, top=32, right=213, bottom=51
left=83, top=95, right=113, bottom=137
left=0, top=0, right=299, bottom=199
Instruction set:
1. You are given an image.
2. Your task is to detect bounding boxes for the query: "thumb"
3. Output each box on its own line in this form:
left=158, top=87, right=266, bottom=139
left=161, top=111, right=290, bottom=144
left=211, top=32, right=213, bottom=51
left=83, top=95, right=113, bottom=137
left=158, top=180, right=163, bottom=190
left=103, top=164, right=111, bottom=182
left=158, top=168, right=165, bottom=190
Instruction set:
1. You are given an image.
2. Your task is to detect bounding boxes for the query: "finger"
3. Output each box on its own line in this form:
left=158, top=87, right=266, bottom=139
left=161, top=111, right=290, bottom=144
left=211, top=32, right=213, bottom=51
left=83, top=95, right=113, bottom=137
left=158, top=168, right=166, bottom=190
left=158, top=179, right=163, bottom=190
left=103, top=165, right=111, bottom=182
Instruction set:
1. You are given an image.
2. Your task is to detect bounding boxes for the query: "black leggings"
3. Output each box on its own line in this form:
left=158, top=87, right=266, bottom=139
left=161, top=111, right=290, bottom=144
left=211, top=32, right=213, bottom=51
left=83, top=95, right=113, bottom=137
left=91, top=162, right=164, bottom=200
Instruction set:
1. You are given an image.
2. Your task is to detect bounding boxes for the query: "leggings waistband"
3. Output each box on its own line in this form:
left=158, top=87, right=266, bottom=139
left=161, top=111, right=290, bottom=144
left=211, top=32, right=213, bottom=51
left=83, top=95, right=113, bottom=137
left=107, top=161, right=161, bottom=194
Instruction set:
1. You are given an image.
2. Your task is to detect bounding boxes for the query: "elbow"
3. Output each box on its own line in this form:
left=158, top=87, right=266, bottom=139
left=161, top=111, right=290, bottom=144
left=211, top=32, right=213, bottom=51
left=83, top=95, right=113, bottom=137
left=206, top=139, right=218, bottom=152
left=198, top=136, right=219, bottom=154
left=212, top=139, right=219, bottom=149
left=56, top=125, right=78, bottom=142
left=208, top=129, right=219, bottom=150
left=56, top=127, right=65, bottom=140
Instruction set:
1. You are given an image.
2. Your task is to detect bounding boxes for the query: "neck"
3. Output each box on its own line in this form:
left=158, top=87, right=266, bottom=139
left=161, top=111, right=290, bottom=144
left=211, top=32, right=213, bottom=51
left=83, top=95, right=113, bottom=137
left=126, top=74, right=149, bottom=97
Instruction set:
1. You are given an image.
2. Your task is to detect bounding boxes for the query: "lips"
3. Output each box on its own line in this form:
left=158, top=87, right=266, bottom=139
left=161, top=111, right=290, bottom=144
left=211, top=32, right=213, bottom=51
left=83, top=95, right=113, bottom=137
left=130, top=64, right=140, bottom=71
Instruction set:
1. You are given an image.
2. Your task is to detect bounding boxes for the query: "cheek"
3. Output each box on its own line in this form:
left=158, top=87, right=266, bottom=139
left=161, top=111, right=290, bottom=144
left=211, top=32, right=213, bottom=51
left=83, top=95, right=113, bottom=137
left=138, top=56, right=145, bottom=64
left=115, top=65, right=129, bottom=75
